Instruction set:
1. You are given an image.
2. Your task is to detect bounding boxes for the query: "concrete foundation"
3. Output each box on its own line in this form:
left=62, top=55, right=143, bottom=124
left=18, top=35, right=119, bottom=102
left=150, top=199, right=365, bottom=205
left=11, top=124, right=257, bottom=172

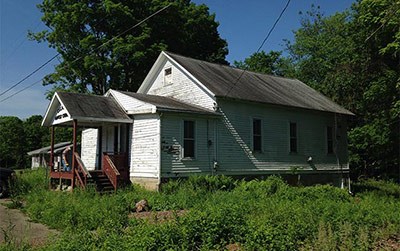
left=130, top=177, right=160, bottom=191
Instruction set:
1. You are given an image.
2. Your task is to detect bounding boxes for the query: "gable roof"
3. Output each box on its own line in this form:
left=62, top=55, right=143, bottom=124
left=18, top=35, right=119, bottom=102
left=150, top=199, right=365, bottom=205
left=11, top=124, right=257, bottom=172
left=42, top=92, right=132, bottom=126
left=163, top=52, right=354, bottom=116
left=116, top=91, right=218, bottom=115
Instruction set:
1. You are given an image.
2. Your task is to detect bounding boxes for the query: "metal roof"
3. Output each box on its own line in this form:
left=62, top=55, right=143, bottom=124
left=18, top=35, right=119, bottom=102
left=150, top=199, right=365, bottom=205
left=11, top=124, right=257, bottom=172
left=119, top=91, right=219, bottom=115
left=166, top=52, right=354, bottom=115
left=27, top=142, right=71, bottom=156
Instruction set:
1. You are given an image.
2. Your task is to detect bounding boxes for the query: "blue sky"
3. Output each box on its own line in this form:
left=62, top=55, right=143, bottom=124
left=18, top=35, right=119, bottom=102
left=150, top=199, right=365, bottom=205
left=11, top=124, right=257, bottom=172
left=0, top=0, right=355, bottom=119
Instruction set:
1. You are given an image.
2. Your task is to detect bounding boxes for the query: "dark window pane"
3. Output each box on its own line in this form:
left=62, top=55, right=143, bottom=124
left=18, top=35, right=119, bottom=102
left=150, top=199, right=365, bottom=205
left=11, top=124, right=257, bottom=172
left=290, top=122, right=297, bottom=152
left=290, top=138, right=297, bottom=153
left=253, top=119, right=262, bottom=151
left=253, top=119, right=261, bottom=135
left=184, top=121, right=194, bottom=138
left=254, top=136, right=262, bottom=151
left=184, top=139, right=195, bottom=158
left=327, top=126, right=333, bottom=154
left=184, top=121, right=195, bottom=158
left=290, top=123, right=297, bottom=138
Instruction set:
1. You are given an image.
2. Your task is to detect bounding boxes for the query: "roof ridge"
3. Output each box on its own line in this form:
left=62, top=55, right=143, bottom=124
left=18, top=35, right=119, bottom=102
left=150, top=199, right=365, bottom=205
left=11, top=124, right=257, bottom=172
left=164, top=51, right=299, bottom=81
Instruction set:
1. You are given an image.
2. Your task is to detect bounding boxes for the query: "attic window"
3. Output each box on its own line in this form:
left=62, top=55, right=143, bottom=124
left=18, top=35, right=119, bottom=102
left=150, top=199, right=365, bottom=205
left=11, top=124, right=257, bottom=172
left=164, top=67, right=172, bottom=85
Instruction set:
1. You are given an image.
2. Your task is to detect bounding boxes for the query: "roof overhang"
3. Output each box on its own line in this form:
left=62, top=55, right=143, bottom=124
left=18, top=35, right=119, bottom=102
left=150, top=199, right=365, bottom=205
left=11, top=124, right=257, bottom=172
left=42, top=92, right=132, bottom=127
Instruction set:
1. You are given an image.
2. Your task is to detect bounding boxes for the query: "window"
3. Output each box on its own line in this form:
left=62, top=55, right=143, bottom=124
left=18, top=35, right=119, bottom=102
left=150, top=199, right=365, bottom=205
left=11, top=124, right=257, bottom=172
left=253, top=118, right=262, bottom=152
left=289, top=122, right=297, bottom=153
left=327, top=126, right=334, bottom=154
left=164, top=67, right=172, bottom=85
left=183, top=120, right=195, bottom=158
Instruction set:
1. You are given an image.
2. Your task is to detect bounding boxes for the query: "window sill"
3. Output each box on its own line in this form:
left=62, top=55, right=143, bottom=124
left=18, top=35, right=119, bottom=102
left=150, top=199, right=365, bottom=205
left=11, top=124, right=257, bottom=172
left=181, top=157, right=195, bottom=161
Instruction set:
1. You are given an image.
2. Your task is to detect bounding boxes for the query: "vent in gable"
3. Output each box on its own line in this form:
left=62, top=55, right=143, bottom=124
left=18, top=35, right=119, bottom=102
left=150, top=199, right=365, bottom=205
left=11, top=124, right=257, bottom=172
left=164, top=67, right=172, bottom=85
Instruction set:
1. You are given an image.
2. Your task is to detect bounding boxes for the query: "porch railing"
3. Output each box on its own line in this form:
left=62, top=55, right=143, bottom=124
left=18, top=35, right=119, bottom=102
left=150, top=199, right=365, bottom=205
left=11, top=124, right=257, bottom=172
left=102, top=152, right=128, bottom=191
left=74, top=152, right=91, bottom=188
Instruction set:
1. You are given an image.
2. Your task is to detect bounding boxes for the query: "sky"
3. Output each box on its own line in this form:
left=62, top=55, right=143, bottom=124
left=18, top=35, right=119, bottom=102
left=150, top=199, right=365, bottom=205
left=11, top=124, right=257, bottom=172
left=0, top=0, right=355, bottom=119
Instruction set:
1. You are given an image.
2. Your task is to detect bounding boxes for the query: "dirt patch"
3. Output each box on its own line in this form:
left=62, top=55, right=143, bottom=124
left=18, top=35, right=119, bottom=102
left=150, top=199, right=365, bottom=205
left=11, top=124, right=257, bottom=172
left=374, top=234, right=400, bottom=251
left=0, top=199, right=59, bottom=247
left=129, top=210, right=187, bottom=224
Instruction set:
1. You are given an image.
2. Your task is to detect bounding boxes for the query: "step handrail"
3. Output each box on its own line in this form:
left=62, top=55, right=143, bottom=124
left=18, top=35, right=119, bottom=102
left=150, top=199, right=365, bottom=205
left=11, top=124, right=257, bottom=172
left=74, top=152, right=91, bottom=188
left=102, top=153, right=120, bottom=191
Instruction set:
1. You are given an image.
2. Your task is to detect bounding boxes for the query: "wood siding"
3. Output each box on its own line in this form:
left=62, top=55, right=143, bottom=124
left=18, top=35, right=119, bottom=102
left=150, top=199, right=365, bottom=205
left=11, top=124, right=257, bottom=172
left=160, top=113, right=216, bottom=177
left=110, top=90, right=154, bottom=114
left=81, top=128, right=98, bottom=170
left=130, top=114, right=160, bottom=179
left=146, top=61, right=216, bottom=110
left=214, top=99, right=349, bottom=174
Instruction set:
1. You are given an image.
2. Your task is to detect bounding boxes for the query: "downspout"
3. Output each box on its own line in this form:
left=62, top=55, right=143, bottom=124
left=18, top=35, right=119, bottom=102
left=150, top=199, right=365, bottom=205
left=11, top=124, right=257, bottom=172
left=334, top=113, right=344, bottom=189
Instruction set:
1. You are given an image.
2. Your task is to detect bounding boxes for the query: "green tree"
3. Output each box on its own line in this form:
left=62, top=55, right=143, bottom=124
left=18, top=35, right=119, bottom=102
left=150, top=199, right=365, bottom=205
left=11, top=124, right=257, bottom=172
left=31, top=0, right=228, bottom=97
left=285, top=2, right=400, bottom=178
left=233, top=51, right=294, bottom=77
left=23, top=115, right=48, bottom=152
left=0, top=117, right=26, bottom=168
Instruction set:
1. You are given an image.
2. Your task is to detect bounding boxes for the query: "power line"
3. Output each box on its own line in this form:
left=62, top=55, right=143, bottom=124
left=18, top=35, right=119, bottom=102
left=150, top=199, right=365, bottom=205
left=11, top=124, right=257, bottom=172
left=0, top=54, right=59, bottom=97
left=225, top=0, right=291, bottom=97
left=0, top=3, right=171, bottom=103
left=0, top=79, right=43, bottom=103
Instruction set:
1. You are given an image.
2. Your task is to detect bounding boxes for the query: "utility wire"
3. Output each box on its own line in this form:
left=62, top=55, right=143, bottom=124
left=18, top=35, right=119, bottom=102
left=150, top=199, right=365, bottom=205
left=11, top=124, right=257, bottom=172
left=225, top=0, right=291, bottom=97
left=0, top=54, right=59, bottom=97
left=0, top=3, right=171, bottom=103
left=0, top=79, right=43, bottom=103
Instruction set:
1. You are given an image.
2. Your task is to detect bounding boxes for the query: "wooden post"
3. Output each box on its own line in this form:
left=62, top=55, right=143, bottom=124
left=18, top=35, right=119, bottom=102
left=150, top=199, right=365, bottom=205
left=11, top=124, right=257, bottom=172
left=71, top=119, right=77, bottom=189
left=49, top=126, right=55, bottom=188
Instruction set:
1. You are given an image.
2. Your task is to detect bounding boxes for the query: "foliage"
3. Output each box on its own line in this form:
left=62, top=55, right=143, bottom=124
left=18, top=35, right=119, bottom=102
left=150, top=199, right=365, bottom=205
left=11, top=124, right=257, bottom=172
left=6, top=171, right=400, bottom=250
left=0, top=115, right=72, bottom=169
left=31, top=0, right=228, bottom=97
left=286, top=2, right=400, bottom=179
left=0, top=117, right=26, bottom=168
left=233, top=50, right=294, bottom=77
left=237, top=2, right=400, bottom=179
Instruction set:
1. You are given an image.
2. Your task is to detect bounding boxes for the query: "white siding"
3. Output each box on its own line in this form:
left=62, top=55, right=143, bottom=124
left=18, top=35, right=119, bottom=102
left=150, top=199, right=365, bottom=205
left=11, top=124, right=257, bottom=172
left=160, top=114, right=216, bottom=177
left=130, top=114, right=160, bottom=179
left=81, top=128, right=98, bottom=170
left=110, top=90, right=154, bottom=114
left=213, top=99, right=349, bottom=175
left=146, top=61, right=216, bottom=110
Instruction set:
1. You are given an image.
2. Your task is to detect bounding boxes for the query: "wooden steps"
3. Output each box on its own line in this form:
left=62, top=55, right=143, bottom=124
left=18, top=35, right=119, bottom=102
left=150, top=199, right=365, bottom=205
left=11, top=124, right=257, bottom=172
left=88, top=171, right=115, bottom=193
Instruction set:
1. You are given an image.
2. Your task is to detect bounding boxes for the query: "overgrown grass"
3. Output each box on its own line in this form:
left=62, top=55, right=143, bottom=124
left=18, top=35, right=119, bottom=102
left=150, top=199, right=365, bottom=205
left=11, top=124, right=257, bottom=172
left=3, top=170, right=400, bottom=250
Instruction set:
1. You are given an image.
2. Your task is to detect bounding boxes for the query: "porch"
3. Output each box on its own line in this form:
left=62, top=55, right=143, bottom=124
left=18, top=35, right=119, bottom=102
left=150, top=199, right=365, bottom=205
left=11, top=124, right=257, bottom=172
left=42, top=92, right=133, bottom=192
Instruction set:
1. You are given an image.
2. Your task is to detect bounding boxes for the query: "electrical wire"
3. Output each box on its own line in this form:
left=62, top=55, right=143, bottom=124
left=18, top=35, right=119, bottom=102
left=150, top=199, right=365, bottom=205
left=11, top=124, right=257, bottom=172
left=224, top=0, right=291, bottom=97
left=0, top=54, right=60, bottom=97
left=0, top=3, right=171, bottom=103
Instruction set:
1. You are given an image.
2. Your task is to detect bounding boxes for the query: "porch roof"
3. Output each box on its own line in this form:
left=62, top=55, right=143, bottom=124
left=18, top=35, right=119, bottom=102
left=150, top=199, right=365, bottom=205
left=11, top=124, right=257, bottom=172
left=27, top=141, right=71, bottom=156
left=42, top=92, right=132, bottom=127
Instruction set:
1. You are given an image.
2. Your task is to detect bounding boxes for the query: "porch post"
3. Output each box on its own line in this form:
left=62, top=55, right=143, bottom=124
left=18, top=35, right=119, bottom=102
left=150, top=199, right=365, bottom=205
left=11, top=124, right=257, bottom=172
left=72, top=119, right=77, bottom=189
left=50, top=126, right=55, bottom=172
left=49, top=126, right=55, bottom=188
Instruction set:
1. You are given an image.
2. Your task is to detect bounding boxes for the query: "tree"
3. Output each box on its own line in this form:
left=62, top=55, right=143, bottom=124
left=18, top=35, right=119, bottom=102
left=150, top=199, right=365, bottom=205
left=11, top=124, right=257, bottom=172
left=23, top=115, right=48, bottom=151
left=233, top=51, right=294, bottom=77
left=30, top=0, right=228, bottom=97
left=284, top=2, right=400, bottom=179
left=0, top=117, right=26, bottom=168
